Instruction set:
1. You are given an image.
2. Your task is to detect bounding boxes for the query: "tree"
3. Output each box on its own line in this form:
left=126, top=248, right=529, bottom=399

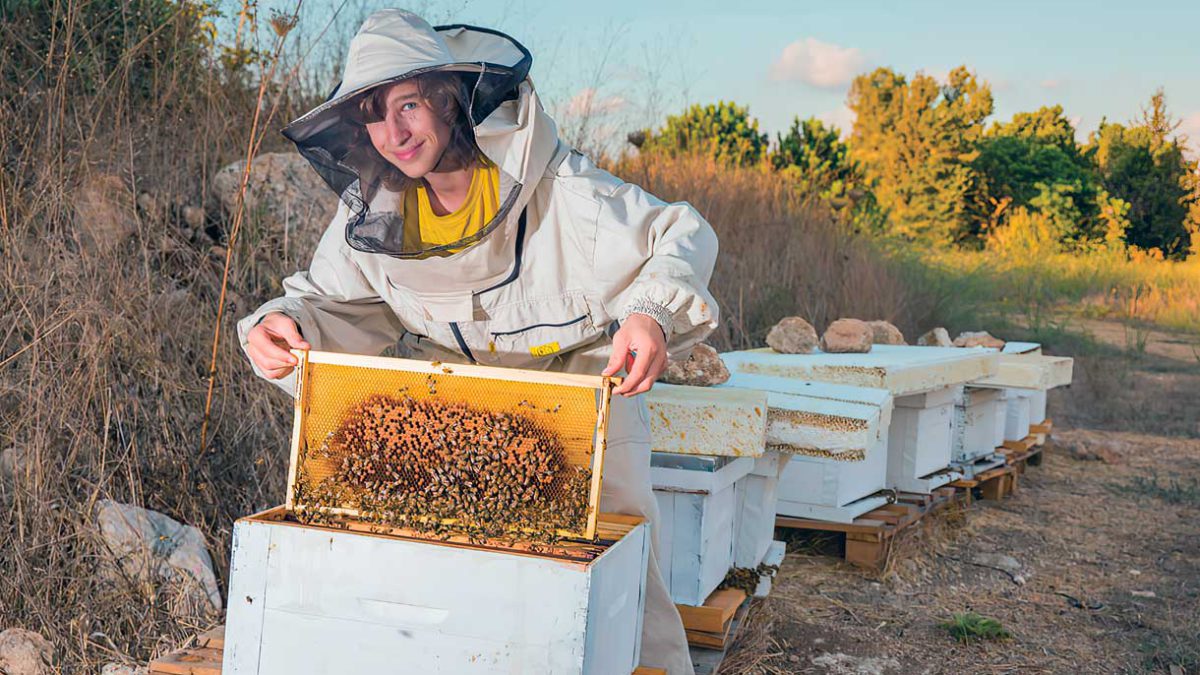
left=636, top=101, right=769, bottom=167
left=970, top=106, right=1106, bottom=245
left=847, top=66, right=994, bottom=245
left=1085, top=90, right=1199, bottom=258
left=771, top=117, right=853, bottom=192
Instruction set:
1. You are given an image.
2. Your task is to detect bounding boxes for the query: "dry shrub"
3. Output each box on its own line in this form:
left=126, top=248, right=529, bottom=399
left=0, top=1, right=314, bottom=670
left=607, top=152, right=944, bottom=349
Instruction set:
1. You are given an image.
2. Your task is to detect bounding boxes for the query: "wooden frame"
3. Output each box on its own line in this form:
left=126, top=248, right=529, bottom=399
left=284, top=349, right=619, bottom=540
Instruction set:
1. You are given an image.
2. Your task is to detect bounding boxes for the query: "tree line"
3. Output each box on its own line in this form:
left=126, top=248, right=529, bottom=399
left=630, top=66, right=1200, bottom=259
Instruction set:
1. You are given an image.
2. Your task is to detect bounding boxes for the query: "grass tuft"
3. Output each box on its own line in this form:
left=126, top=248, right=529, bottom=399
left=940, top=613, right=1012, bottom=644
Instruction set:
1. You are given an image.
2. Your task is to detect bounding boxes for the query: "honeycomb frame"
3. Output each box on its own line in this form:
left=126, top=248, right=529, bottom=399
left=285, top=349, right=618, bottom=541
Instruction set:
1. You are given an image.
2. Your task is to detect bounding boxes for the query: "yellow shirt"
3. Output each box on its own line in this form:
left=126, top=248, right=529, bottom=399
left=402, top=160, right=500, bottom=255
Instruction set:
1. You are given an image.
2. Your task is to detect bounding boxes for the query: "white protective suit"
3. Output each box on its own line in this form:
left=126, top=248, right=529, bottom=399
left=237, top=10, right=719, bottom=674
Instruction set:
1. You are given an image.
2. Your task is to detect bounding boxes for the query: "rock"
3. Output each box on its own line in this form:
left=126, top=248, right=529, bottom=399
left=766, top=317, right=818, bottom=354
left=181, top=206, right=206, bottom=230
left=819, top=318, right=872, bottom=354
left=101, top=665, right=148, bottom=675
left=969, top=552, right=1022, bottom=575
left=866, top=320, right=906, bottom=345
left=0, top=628, right=53, bottom=675
left=953, top=330, right=1006, bottom=349
left=73, top=174, right=138, bottom=254
left=660, top=344, right=730, bottom=386
left=211, top=152, right=334, bottom=256
left=94, top=500, right=222, bottom=614
left=916, top=327, right=953, bottom=347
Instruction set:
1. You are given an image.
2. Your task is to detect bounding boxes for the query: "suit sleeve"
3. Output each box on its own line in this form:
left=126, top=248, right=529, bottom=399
left=592, top=175, right=720, bottom=358
left=236, top=208, right=404, bottom=394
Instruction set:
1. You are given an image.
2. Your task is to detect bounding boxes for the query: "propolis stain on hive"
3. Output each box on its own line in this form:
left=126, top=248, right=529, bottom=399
left=767, top=408, right=869, bottom=432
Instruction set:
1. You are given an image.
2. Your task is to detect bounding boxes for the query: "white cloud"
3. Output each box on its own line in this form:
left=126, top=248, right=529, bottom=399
left=769, top=38, right=867, bottom=90
left=561, top=87, right=627, bottom=118
left=1040, top=78, right=1065, bottom=90
left=818, top=106, right=857, bottom=137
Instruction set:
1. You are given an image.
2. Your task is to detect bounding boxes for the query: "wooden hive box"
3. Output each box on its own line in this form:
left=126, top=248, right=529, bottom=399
left=223, top=507, right=650, bottom=674
left=286, top=350, right=617, bottom=540
left=721, top=372, right=894, bottom=524
left=952, top=387, right=1006, bottom=478
left=651, top=453, right=755, bottom=607
left=732, top=450, right=788, bottom=568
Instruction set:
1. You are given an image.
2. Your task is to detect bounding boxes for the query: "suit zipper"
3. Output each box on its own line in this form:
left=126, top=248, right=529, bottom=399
left=449, top=322, right=476, bottom=363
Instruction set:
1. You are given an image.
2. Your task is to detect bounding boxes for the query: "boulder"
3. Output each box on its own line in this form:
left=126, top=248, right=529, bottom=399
left=94, top=500, right=222, bottom=614
left=866, top=320, right=906, bottom=345
left=660, top=343, right=730, bottom=386
left=0, top=628, right=53, bottom=675
left=765, top=317, right=818, bottom=354
left=819, top=318, right=872, bottom=354
left=73, top=174, right=138, bottom=254
left=916, top=327, right=953, bottom=347
left=953, top=331, right=1006, bottom=349
left=211, top=152, right=334, bottom=256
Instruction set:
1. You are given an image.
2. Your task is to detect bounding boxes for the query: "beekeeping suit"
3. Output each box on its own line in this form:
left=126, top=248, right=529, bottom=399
left=238, top=10, right=718, bottom=674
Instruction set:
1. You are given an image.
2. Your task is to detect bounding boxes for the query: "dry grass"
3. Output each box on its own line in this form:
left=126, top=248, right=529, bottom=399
left=607, top=152, right=947, bottom=350
left=0, top=1, right=312, bottom=670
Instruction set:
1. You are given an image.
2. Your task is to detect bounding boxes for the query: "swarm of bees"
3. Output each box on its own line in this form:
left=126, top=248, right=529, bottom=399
left=292, top=394, right=594, bottom=544
left=718, top=562, right=781, bottom=596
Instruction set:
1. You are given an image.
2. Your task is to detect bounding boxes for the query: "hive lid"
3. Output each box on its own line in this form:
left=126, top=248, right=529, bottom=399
left=285, top=350, right=618, bottom=541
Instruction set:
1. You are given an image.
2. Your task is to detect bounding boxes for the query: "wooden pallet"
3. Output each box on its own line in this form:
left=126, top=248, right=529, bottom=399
left=999, top=434, right=1045, bottom=473
left=149, top=626, right=223, bottom=675
left=691, top=600, right=752, bottom=675
left=1029, top=418, right=1054, bottom=446
left=678, top=588, right=747, bottom=649
left=150, top=625, right=671, bottom=674
left=774, top=487, right=961, bottom=571
left=951, top=461, right=1018, bottom=500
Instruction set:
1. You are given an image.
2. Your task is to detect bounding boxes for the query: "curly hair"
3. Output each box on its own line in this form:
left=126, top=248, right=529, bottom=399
left=353, top=72, right=485, bottom=193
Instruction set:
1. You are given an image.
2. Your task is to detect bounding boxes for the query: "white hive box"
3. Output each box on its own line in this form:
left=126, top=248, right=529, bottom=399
left=726, top=346, right=999, bottom=495
left=645, top=383, right=768, bottom=457
left=952, top=387, right=1006, bottom=478
left=1001, top=388, right=1033, bottom=441
left=651, top=453, right=755, bottom=606
left=973, top=343, right=1073, bottom=430
left=732, top=450, right=787, bottom=568
left=223, top=508, right=649, bottom=675
left=721, top=371, right=893, bottom=524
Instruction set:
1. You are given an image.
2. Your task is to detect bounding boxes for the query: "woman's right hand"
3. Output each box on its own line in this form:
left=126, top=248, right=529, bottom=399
left=246, top=312, right=312, bottom=379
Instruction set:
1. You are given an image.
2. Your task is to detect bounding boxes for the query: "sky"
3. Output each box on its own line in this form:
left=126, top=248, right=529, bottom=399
left=279, top=0, right=1200, bottom=153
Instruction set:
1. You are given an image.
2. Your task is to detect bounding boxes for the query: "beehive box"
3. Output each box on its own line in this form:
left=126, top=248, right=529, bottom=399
left=286, top=350, right=617, bottom=541
left=888, top=386, right=962, bottom=493
left=732, top=450, right=787, bottom=568
left=651, top=453, right=755, bottom=606
left=1001, top=388, right=1033, bottom=442
left=720, top=372, right=893, bottom=523
left=223, top=507, right=650, bottom=674
left=952, top=387, right=1006, bottom=478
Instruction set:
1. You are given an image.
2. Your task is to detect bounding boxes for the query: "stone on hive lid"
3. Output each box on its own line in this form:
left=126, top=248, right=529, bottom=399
left=766, top=316, right=819, bottom=354
left=660, top=343, right=730, bottom=386
left=917, top=327, right=953, bottom=347
left=819, top=318, right=872, bottom=354
left=867, top=320, right=906, bottom=345
left=954, top=331, right=1006, bottom=349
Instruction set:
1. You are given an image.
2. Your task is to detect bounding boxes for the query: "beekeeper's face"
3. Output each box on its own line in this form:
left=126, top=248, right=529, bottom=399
left=364, top=79, right=453, bottom=179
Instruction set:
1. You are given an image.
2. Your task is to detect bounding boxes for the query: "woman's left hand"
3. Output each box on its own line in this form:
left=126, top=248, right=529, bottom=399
left=602, top=313, right=668, bottom=397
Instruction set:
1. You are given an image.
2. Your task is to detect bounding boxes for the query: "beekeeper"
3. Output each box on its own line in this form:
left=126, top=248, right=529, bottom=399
left=238, top=10, right=718, bottom=674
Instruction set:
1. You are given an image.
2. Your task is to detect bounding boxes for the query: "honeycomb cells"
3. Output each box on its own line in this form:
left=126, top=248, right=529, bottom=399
left=290, top=357, right=604, bottom=543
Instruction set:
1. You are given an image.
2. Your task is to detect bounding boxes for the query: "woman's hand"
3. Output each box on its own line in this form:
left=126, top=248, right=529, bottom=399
left=602, top=313, right=668, bottom=397
left=245, top=312, right=311, bottom=379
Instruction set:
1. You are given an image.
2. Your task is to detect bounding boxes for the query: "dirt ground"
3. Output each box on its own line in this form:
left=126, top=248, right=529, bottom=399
left=720, top=323, right=1200, bottom=675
